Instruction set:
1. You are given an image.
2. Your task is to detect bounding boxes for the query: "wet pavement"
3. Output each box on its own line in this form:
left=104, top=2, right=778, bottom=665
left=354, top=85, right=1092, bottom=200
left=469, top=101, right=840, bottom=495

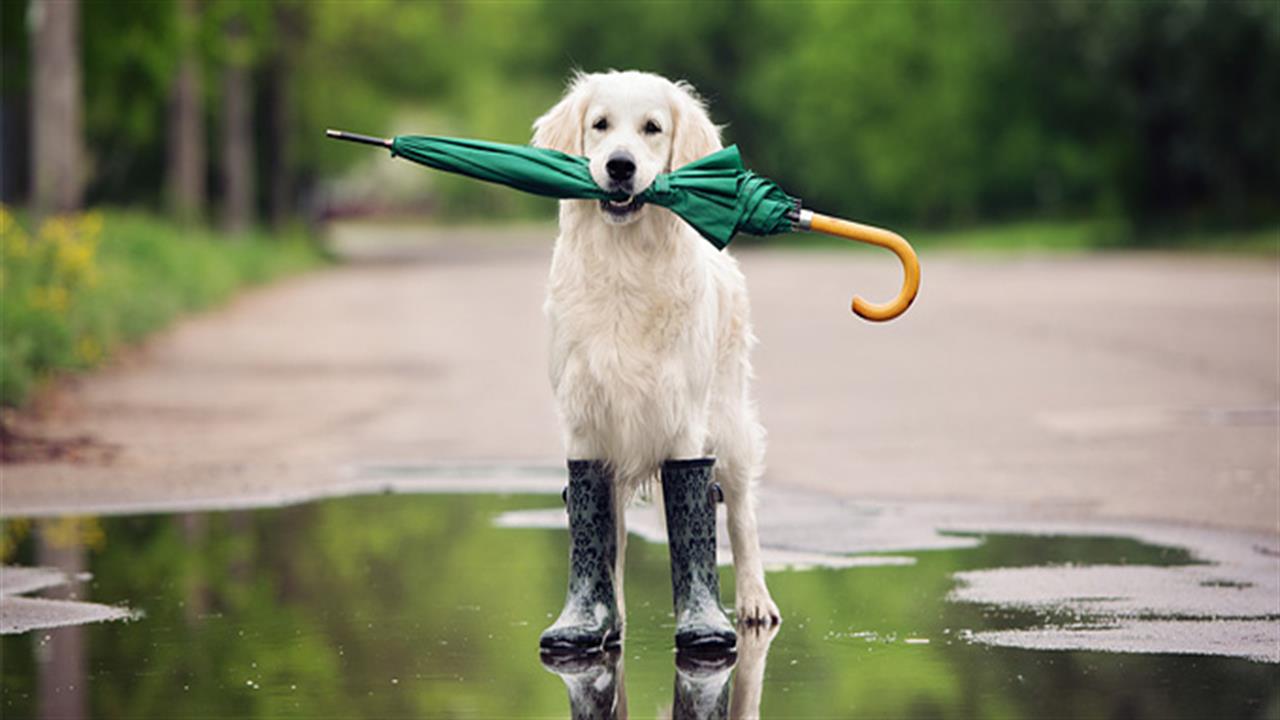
left=2, top=480, right=1277, bottom=719
left=3, top=232, right=1277, bottom=533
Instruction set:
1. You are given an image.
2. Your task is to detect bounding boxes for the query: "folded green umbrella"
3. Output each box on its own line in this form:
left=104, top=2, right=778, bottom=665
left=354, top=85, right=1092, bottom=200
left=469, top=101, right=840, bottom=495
left=327, top=129, right=919, bottom=321
left=329, top=131, right=795, bottom=250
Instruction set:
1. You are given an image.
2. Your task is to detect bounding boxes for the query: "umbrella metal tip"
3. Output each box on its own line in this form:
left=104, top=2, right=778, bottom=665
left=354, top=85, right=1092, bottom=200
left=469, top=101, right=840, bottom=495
left=325, top=129, right=393, bottom=148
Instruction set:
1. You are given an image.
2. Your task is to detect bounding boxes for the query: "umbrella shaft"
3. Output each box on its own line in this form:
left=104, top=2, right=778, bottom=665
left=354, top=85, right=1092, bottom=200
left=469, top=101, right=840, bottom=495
left=326, top=129, right=392, bottom=149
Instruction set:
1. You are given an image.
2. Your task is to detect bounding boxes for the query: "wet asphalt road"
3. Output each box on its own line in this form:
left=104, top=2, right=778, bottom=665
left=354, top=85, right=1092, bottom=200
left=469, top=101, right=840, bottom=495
left=2, top=224, right=1277, bottom=533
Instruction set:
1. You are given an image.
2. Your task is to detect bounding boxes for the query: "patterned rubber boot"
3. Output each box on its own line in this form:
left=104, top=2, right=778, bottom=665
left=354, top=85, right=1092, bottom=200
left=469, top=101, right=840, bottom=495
left=672, top=651, right=735, bottom=720
left=540, top=459, right=622, bottom=652
left=662, top=458, right=737, bottom=651
left=540, top=648, right=625, bottom=719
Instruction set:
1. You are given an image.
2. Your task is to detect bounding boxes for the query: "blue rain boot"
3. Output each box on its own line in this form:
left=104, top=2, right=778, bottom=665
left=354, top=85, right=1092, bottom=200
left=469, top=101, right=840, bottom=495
left=662, top=458, right=737, bottom=651
left=540, top=459, right=622, bottom=652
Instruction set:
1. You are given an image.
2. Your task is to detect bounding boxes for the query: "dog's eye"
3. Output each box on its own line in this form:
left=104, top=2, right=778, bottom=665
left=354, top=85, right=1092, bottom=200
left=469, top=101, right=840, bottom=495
left=592, top=117, right=608, bottom=132
left=643, top=120, right=662, bottom=135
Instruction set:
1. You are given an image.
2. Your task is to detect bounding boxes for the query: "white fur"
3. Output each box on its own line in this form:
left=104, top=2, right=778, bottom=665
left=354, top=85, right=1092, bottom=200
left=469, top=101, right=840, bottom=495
left=534, top=71, right=779, bottom=625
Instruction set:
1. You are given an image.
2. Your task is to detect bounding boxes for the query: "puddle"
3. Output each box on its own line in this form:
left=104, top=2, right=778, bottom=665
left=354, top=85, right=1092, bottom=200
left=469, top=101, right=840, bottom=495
left=2, top=493, right=1278, bottom=718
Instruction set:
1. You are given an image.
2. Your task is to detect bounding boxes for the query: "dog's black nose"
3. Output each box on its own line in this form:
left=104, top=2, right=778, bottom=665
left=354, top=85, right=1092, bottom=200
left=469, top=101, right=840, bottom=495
left=606, top=152, right=635, bottom=182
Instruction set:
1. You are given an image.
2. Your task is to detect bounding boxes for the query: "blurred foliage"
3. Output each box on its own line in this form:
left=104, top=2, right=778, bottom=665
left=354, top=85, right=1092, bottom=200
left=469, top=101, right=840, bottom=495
left=0, top=494, right=1276, bottom=717
left=2, top=0, right=1276, bottom=231
left=0, top=1, right=1274, bottom=408
left=0, top=206, right=323, bottom=406
left=781, top=217, right=1279, bottom=254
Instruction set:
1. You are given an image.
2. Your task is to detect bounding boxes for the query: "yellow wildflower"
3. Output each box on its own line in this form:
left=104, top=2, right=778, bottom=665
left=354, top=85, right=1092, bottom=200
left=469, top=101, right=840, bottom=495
left=0, top=206, right=29, bottom=259
left=55, top=237, right=95, bottom=279
left=76, top=336, right=102, bottom=364
left=2, top=230, right=29, bottom=258
left=78, top=210, right=104, bottom=240
left=29, top=285, right=69, bottom=313
left=39, top=216, right=74, bottom=246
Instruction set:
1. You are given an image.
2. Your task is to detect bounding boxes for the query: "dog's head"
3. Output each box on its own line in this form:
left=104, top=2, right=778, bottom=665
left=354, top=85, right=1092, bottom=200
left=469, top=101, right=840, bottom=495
left=532, top=71, right=722, bottom=226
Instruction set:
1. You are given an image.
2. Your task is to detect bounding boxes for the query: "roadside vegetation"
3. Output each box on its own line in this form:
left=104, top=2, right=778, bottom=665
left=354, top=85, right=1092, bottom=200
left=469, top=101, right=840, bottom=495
left=0, top=206, right=324, bottom=407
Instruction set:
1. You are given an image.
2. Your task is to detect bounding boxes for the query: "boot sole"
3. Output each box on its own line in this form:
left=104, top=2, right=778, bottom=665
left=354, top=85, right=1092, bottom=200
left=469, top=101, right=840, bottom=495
left=539, top=628, right=622, bottom=654
left=675, top=631, right=737, bottom=653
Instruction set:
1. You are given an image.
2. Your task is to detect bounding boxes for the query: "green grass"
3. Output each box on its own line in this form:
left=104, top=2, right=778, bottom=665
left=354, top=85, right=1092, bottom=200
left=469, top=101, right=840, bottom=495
left=764, top=218, right=1280, bottom=255
left=1, top=208, right=326, bottom=408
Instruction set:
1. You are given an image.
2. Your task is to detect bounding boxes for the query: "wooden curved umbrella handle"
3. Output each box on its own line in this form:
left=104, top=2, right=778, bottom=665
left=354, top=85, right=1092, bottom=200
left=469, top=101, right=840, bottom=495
left=801, top=211, right=921, bottom=322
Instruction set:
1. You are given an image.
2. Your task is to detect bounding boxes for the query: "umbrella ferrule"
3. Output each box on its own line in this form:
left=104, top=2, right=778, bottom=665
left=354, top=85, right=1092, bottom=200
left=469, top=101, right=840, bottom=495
left=326, top=129, right=393, bottom=149
left=793, top=208, right=813, bottom=231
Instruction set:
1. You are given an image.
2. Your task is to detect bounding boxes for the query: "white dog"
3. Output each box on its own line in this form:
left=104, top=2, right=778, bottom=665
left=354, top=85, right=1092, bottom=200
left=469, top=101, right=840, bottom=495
left=533, top=70, right=779, bottom=627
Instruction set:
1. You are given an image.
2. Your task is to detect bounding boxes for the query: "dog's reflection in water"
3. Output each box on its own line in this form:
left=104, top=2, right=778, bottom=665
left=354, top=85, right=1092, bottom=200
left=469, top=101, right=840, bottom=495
left=540, top=624, right=778, bottom=719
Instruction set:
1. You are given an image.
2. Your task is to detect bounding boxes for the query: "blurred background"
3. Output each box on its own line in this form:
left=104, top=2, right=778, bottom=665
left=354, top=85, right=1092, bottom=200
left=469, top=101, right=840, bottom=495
left=4, top=0, right=1279, bottom=228
left=0, top=0, right=1277, bottom=407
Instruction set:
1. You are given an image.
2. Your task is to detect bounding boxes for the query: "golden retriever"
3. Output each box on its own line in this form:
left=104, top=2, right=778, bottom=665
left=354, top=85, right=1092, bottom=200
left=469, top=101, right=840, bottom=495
left=533, top=70, right=779, bottom=627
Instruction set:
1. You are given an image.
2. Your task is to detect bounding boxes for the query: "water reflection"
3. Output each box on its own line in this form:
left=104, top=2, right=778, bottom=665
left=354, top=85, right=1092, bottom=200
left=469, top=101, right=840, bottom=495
left=542, top=620, right=778, bottom=712
left=541, top=624, right=776, bottom=720
left=728, top=625, right=776, bottom=720
left=671, top=651, right=735, bottom=720
left=34, top=524, right=87, bottom=720
left=541, top=650, right=626, bottom=719
left=1, top=494, right=1277, bottom=719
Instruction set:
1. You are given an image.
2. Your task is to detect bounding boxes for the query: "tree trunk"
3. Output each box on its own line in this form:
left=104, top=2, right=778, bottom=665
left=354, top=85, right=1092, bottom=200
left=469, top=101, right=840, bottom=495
left=267, top=4, right=308, bottom=231
left=267, top=36, right=293, bottom=228
left=219, top=18, right=253, bottom=234
left=30, top=0, right=84, bottom=216
left=167, top=0, right=205, bottom=225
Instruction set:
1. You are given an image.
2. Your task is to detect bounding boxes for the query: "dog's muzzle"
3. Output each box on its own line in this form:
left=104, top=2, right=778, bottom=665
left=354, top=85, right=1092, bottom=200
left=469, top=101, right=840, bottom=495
left=600, top=195, right=644, bottom=218
left=600, top=150, right=644, bottom=219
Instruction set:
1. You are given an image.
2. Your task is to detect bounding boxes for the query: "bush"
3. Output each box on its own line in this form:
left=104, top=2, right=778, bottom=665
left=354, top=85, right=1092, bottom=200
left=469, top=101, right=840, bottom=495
left=0, top=206, right=323, bottom=407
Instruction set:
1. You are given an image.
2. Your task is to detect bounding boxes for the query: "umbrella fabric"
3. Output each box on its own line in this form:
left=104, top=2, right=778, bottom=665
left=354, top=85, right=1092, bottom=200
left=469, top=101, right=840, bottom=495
left=389, top=135, right=797, bottom=249
left=640, top=147, right=798, bottom=249
left=391, top=136, right=602, bottom=200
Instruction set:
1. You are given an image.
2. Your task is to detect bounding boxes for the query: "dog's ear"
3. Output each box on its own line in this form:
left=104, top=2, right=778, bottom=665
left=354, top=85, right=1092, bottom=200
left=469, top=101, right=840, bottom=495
left=532, top=74, right=589, bottom=155
left=670, top=80, right=723, bottom=170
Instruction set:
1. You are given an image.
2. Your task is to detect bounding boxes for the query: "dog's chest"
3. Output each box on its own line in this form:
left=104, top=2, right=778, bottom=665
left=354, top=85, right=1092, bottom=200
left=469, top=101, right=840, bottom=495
left=549, top=262, right=716, bottom=401
left=554, top=255, right=707, bottom=345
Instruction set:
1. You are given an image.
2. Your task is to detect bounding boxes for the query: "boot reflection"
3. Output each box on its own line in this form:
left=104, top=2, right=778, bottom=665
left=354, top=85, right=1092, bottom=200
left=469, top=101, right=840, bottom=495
left=672, top=650, right=736, bottom=720
left=540, top=648, right=627, bottom=720
left=542, top=625, right=776, bottom=719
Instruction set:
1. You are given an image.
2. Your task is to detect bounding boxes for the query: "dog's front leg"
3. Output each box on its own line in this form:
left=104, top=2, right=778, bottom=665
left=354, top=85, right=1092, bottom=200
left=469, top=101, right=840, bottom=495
left=612, top=480, right=629, bottom=621
left=539, top=453, right=624, bottom=652
left=719, top=461, right=780, bottom=626
left=560, top=423, right=631, bottom=621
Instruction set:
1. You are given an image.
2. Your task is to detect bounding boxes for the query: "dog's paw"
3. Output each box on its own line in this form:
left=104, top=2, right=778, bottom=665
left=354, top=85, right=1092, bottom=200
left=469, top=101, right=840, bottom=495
left=735, top=583, right=781, bottom=627
left=736, top=615, right=779, bottom=664
left=738, top=613, right=780, bottom=645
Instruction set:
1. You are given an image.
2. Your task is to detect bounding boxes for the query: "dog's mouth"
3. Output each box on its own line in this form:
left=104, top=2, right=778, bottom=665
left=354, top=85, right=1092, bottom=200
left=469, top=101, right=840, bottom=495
left=599, top=196, right=645, bottom=220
